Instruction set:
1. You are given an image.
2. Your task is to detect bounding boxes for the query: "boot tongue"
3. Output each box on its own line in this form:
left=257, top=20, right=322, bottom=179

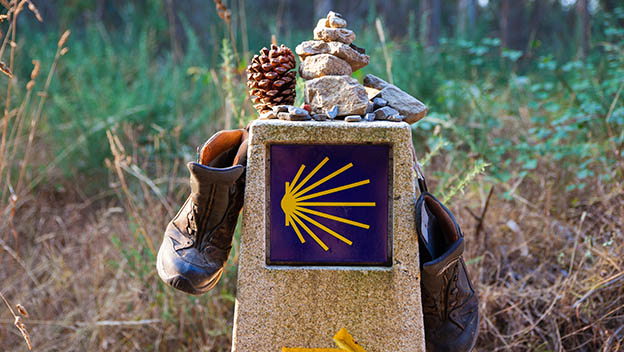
left=418, top=198, right=453, bottom=262
left=233, top=138, right=248, bottom=166
left=418, top=203, right=435, bottom=262
left=421, top=237, right=464, bottom=284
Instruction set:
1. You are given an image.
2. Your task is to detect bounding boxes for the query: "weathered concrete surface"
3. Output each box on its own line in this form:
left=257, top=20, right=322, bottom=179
left=232, top=120, right=425, bottom=352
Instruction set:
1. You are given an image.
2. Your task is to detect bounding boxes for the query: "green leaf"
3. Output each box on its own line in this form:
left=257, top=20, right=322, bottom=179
left=522, top=159, right=538, bottom=170
left=502, top=49, right=523, bottom=62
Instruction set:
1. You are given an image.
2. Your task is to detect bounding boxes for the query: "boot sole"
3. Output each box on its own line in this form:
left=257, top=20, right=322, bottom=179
left=166, top=275, right=202, bottom=295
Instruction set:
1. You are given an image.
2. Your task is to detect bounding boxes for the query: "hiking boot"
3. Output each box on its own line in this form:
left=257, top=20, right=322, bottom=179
left=157, top=129, right=248, bottom=295
left=416, top=192, right=479, bottom=352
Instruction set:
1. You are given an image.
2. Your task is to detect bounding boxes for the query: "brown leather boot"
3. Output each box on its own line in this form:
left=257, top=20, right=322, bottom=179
left=157, top=129, right=248, bottom=295
left=416, top=191, right=479, bottom=352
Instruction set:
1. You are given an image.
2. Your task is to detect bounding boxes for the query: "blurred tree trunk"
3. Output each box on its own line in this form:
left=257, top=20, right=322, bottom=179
left=576, top=0, right=590, bottom=57
left=499, top=0, right=510, bottom=46
left=315, top=0, right=333, bottom=19
left=525, top=0, right=544, bottom=56
left=499, top=0, right=527, bottom=51
left=601, top=0, right=618, bottom=12
left=421, top=0, right=441, bottom=47
left=165, top=0, right=182, bottom=62
left=457, top=0, right=476, bottom=39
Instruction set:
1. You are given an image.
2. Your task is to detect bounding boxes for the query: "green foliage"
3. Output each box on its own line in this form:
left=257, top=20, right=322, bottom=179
left=21, top=7, right=226, bottom=189
left=369, top=7, right=624, bottom=199
left=439, top=160, right=490, bottom=203
left=14, top=3, right=624, bottom=201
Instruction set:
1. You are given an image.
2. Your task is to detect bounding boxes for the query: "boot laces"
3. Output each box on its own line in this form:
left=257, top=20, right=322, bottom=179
left=185, top=203, right=200, bottom=242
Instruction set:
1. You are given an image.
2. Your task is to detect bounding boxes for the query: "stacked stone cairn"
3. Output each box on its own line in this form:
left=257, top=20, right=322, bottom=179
left=259, top=11, right=429, bottom=124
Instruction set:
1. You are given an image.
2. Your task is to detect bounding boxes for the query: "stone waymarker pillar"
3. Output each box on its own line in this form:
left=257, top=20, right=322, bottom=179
left=232, top=119, right=425, bottom=352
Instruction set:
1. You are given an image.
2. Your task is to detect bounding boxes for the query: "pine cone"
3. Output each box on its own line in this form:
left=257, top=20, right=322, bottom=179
left=246, top=44, right=297, bottom=114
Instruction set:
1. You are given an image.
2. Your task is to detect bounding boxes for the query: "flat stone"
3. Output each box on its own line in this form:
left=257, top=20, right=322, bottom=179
left=328, top=16, right=347, bottom=28
left=327, top=11, right=347, bottom=28
left=344, top=115, right=362, bottom=122
left=363, top=74, right=428, bottom=124
left=374, top=106, right=400, bottom=120
left=373, top=97, right=388, bottom=109
left=259, top=111, right=277, bottom=120
left=314, top=26, right=356, bottom=45
left=379, top=87, right=428, bottom=124
left=365, top=87, right=381, bottom=100
left=296, top=40, right=370, bottom=71
left=363, top=74, right=390, bottom=90
left=365, top=112, right=376, bottom=121
left=277, top=111, right=311, bottom=121
left=299, top=54, right=352, bottom=80
left=305, top=76, right=368, bottom=117
left=365, top=102, right=374, bottom=113
left=311, top=114, right=327, bottom=121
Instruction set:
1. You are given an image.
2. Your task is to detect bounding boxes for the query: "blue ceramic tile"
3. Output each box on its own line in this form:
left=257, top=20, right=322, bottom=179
left=268, top=144, right=390, bottom=266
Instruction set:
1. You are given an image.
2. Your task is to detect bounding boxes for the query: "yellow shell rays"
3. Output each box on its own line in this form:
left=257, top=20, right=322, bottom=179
left=280, top=157, right=376, bottom=251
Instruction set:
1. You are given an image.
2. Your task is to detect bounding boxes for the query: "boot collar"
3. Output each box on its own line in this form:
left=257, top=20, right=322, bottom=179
left=188, top=162, right=244, bottom=192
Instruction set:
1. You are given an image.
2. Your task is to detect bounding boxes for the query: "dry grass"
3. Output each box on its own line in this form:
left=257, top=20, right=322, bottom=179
left=2, top=134, right=622, bottom=351
left=460, top=184, right=623, bottom=351
left=2, top=108, right=621, bottom=351
left=0, top=2, right=67, bottom=349
left=2, top=84, right=623, bottom=351
left=1, top=123, right=240, bottom=350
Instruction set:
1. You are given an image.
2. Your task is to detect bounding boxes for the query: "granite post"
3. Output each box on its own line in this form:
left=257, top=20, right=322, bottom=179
left=232, top=120, right=425, bottom=351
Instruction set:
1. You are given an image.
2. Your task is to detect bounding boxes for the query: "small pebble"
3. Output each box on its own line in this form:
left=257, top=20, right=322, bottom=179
left=291, top=113, right=312, bottom=121
left=272, top=105, right=290, bottom=113
left=374, top=106, right=399, bottom=120
left=312, top=114, right=327, bottom=121
left=349, top=43, right=366, bottom=54
left=301, top=104, right=312, bottom=113
left=290, top=115, right=312, bottom=121
left=327, top=106, right=339, bottom=119
left=345, top=115, right=362, bottom=122
left=288, top=106, right=309, bottom=117
left=365, top=102, right=374, bottom=113
left=373, top=97, right=388, bottom=109
left=277, top=111, right=311, bottom=121
left=327, top=11, right=343, bottom=19
left=365, top=113, right=375, bottom=121
left=386, top=114, right=404, bottom=122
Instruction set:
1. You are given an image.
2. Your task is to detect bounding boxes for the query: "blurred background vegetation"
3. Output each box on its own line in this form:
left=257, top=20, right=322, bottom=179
left=0, top=0, right=622, bottom=351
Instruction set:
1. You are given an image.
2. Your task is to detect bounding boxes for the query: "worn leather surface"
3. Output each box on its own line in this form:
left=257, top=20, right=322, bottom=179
left=416, top=192, right=479, bottom=352
left=157, top=129, right=248, bottom=295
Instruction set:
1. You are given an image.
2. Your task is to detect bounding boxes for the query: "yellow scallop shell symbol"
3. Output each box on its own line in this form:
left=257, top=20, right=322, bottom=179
left=280, top=156, right=376, bottom=251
